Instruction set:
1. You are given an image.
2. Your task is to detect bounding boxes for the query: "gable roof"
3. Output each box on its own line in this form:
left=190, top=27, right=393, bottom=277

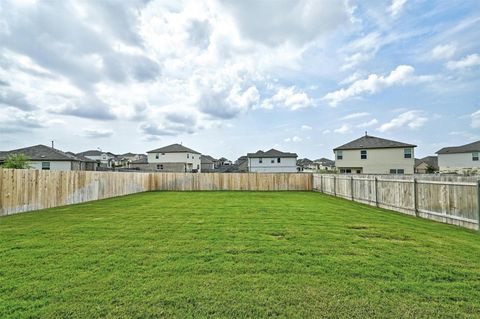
left=436, top=140, right=480, bottom=154
left=334, top=135, right=416, bottom=151
left=201, top=156, right=214, bottom=164
left=77, top=150, right=103, bottom=156
left=415, top=156, right=438, bottom=169
left=201, top=155, right=217, bottom=162
left=314, top=158, right=335, bottom=166
left=247, top=149, right=298, bottom=158
left=0, top=145, right=83, bottom=162
left=147, top=143, right=201, bottom=154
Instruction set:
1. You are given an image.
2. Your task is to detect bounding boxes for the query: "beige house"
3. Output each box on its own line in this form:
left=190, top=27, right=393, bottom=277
left=436, top=140, right=480, bottom=174
left=247, top=149, right=298, bottom=173
left=146, top=143, right=201, bottom=172
left=334, top=134, right=416, bottom=174
left=415, top=156, right=438, bottom=174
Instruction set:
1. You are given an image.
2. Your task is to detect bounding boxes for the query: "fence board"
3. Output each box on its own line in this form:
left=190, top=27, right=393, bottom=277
left=313, top=174, right=479, bottom=230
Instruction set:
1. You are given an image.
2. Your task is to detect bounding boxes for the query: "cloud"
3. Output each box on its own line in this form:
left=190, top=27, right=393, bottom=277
left=261, top=86, right=314, bottom=110
left=432, top=44, right=456, bottom=60
left=334, top=124, right=351, bottom=134
left=471, top=109, right=480, bottom=129
left=0, top=89, right=35, bottom=110
left=301, top=125, right=312, bottom=130
left=341, top=112, right=369, bottom=120
left=81, top=128, right=114, bottom=138
left=388, top=0, right=407, bottom=17
left=377, top=110, right=427, bottom=132
left=446, top=54, right=480, bottom=70
left=324, top=65, right=433, bottom=106
left=357, top=118, right=378, bottom=128
left=0, top=107, right=45, bottom=133
left=284, top=136, right=302, bottom=143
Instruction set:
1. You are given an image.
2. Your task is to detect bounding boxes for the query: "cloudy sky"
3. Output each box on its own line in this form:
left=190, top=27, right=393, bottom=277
left=0, top=0, right=479, bottom=160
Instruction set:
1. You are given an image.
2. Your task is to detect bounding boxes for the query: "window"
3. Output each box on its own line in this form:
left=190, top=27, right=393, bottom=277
left=398, top=169, right=405, bottom=174
left=192, top=156, right=194, bottom=159
left=390, top=169, right=396, bottom=174
left=346, top=169, right=351, bottom=174
left=187, top=154, right=189, bottom=158
left=259, top=158, right=263, bottom=164
left=157, top=164, right=163, bottom=170
left=277, top=158, right=281, bottom=163
left=336, top=150, right=343, bottom=160
left=271, top=159, right=275, bottom=163
left=390, top=169, right=405, bottom=174
left=161, top=153, right=165, bottom=155
left=360, top=150, right=367, bottom=159
left=155, top=154, right=159, bottom=159
left=42, top=162, right=50, bottom=170
left=473, top=152, right=479, bottom=161
left=356, top=169, right=361, bottom=174
left=404, top=148, right=412, bottom=159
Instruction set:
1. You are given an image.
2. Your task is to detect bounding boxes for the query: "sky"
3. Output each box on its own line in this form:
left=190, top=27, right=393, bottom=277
left=0, top=0, right=479, bottom=160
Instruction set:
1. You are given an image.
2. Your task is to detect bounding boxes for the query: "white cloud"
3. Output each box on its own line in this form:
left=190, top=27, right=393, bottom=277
left=471, top=109, right=480, bottom=129
left=322, top=129, right=331, bottom=134
left=377, top=110, right=428, bottom=132
left=357, top=118, right=378, bottom=128
left=432, top=44, right=456, bottom=60
left=301, top=125, right=312, bottom=130
left=261, top=86, right=314, bottom=110
left=446, top=54, right=480, bottom=70
left=341, top=112, right=369, bottom=120
left=334, top=124, right=351, bottom=134
left=324, top=65, right=433, bottom=106
left=82, top=128, right=114, bottom=138
left=284, top=136, right=302, bottom=143
left=388, top=0, right=407, bottom=17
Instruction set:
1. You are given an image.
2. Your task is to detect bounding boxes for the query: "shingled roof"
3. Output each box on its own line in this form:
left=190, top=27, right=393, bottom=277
left=247, top=149, right=298, bottom=158
left=0, top=145, right=84, bottom=162
left=147, top=143, right=201, bottom=154
left=334, top=135, right=416, bottom=151
left=436, top=140, right=480, bottom=154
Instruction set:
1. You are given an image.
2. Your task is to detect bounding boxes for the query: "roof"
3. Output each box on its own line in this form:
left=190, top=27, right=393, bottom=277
left=147, top=143, right=201, bottom=154
left=314, top=158, right=335, bottom=166
left=436, top=140, right=480, bottom=154
left=202, top=155, right=217, bottom=162
left=415, top=156, right=438, bottom=169
left=201, top=156, right=214, bottom=164
left=334, top=135, right=416, bottom=151
left=130, top=157, right=148, bottom=164
left=247, top=149, right=298, bottom=158
left=77, top=150, right=103, bottom=156
left=0, top=145, right=83, bottom=162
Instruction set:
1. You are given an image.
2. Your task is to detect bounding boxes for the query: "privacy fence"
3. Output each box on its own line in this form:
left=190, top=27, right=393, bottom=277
left=0, top=169, right=312, bottom=216
left=313, top=174, right=480, bottom=230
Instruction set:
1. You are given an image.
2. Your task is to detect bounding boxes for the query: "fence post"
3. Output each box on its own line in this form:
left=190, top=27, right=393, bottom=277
left=320, top=174, right=323, bottom=193
left=477, top=179, right=480, bottom=231
left=351, top=176, right=354, bottom=201
left=413, top=177, right=419, bottom=217
left=333, top=175, right=337, bottom=196
left=374, top=177, right=379, bottom=207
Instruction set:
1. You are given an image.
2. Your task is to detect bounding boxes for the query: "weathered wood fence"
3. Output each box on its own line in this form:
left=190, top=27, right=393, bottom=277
left=0, top=169, right=312, bottom=216
left=313, top=174, right=480, bottom=230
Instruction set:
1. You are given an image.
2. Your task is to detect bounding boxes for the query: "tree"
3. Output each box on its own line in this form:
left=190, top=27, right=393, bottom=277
left=1, top=154, right=31, bottom=169
left=426, top=165, right=436, bottom=174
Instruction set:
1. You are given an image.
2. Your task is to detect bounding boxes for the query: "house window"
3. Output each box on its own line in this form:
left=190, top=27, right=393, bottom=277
left=259, top=158, right=263, bottom=164
left=356, top=169, right=361, bottom=174
left=271, top=159, right=274, bottom=163
left=155, top=154, right=159, bottom=159
left=404, top=148, right=412, bottom=159
left=473, top=152, right=479, bottom=161
left=360, top=150, right=367, bottom=159
left=346, top=169, right=351, bottom=173
left=192, top=156, right=194, bottom=159
left=157, top=164, right=163, bottom=170
left=161, top=153, right=165, bottom=155
left=277, top=158, right=281, bottom=163
left=336, top=150, right=343, bottom=160
left=187, top=154, right=189, bottom=158
left=42, top=162, right=50, bottom=170
left=390, top=169, right=404, bottom=174
left=398, top=169, right=405, bottom=174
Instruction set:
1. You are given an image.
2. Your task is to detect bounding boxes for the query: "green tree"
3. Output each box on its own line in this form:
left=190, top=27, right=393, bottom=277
left=426, top=165, right=436, bottom=174
left=2, top=154, right=31, bottom=169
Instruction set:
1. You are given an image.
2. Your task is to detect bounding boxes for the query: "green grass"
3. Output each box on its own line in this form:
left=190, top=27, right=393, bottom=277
left=1, top=192, right=479, bottom=318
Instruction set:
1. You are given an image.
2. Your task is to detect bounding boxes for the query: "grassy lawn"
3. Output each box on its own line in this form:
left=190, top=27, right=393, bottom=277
left=1, top=192, right=479, bottom=318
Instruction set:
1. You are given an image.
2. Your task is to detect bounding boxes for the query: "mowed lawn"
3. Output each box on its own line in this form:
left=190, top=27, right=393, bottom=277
left=1, top=192, right=479, bottom=318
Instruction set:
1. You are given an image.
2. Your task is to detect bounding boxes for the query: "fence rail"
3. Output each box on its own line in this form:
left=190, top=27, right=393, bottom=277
left=0, top=169, right=313, bottom=216
left=313, top=174, right=480, bottom=230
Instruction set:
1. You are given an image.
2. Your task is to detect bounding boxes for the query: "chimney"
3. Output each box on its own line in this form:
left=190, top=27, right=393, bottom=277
left=51, top=140, right=54, bottom=148
left=365, top=131, right=368, bottom=137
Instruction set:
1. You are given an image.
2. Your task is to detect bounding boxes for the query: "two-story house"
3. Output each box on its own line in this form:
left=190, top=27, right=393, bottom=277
left=247, top=149, right=298, bottom=173
left=333, top=134, right=416, bottom=174
left=77, top=150, right=115, bottom=168
left=146, top=143, right=201, bottom=172
left=436, top=140, right=480, bottom=174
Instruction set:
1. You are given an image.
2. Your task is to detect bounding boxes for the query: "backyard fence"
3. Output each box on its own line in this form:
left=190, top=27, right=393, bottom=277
left=313, top=174, right=480, bottom=230
left=0, top=169, right=312, bottom=216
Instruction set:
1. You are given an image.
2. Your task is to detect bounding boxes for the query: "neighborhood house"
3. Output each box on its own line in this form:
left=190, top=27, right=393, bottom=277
left=146, top=143, right=201, bottom=172
left=436, top=140, right=480, bottom=174
left=247, top=149, right=298, bottom=173
left=334, top=134, right=416, bottom=174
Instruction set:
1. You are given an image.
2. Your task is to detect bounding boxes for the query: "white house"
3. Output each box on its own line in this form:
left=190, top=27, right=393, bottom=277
left=0, top=144, right=92, bottom=171
left=436, top=140, right=480, bottom=174
left=247, top=149, right=298, bottom=173
left=146, top=143, right=201, bottom=172
left=334, top=134, right=416, bottom=174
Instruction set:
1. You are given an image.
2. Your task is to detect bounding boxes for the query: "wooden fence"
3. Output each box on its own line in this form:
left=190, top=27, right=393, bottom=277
left=0, top=169, right=313, bottom=216
left=313, top=174, right=480, bottom=230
